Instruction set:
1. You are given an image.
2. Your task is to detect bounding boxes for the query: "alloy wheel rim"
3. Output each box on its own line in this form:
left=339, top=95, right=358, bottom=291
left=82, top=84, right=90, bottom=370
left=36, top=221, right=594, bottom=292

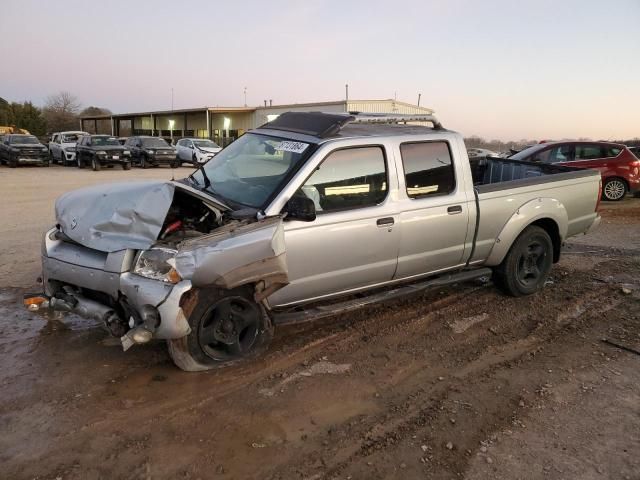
left=604, top=180, right=625, bottom=200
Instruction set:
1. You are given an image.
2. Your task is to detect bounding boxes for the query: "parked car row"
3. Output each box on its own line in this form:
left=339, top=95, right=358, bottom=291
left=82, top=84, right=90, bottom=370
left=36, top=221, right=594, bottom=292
left=468, top=141, right=640, bottom=201
left=1, top=131, right=223, bottom=170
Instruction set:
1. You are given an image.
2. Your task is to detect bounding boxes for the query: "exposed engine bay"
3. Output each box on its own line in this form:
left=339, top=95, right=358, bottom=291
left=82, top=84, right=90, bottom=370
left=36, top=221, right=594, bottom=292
left=158, top=190, right=223, bottom=246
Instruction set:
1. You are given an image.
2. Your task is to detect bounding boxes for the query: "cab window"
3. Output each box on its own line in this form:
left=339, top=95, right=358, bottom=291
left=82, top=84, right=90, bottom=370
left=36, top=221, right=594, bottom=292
left=400, top=141, right=455, bottom=198
left=296, top=146, right=388, bottom=213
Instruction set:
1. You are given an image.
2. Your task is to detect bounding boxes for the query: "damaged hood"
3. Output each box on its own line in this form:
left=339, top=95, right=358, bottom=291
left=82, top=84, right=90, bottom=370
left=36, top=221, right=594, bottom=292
left=55, top=181, right=176, bottom=252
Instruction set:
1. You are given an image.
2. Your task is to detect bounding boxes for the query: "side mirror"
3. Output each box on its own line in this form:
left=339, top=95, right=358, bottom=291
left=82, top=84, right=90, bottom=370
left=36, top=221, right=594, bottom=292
left=284, top=195, right=316, bottom=222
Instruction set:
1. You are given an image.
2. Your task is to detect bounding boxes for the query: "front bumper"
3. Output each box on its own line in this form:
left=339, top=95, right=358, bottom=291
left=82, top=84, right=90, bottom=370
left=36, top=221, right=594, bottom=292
left=39, top=228, right=191, bottom=341
left=149, top=154, right=177, bottom=164
left=97, top=154, right=130, bottom=165
left=16, top=154, right=48, bottom=164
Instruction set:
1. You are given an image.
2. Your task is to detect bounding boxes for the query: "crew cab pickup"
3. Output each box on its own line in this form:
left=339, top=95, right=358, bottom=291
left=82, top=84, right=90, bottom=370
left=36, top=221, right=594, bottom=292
left=1, top=134, right=49, bottom=167
left=26, top=112, right=601, bottom=371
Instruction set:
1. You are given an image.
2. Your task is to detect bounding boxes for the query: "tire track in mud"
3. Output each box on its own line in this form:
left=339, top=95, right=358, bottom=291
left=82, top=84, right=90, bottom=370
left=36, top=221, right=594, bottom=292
left=265, top=263, right=629, bottom=479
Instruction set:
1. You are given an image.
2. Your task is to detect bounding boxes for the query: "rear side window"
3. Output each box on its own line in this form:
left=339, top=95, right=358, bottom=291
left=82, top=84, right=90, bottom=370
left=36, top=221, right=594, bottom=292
left=400, top=142, right=455, bottom=198
left=603, top=146, right=622, bottom=158
left=297, top=146, right=387, bottom=213
left=576, top=145, right=603, bottom=160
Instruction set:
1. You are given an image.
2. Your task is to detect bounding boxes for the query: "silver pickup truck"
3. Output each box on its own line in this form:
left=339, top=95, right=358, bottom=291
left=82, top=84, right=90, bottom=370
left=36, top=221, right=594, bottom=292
left=25, top=112, right=602, bottom=371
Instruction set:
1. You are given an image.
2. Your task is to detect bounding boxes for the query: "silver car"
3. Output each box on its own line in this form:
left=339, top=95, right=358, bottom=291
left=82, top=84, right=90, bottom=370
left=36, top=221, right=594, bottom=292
left=27, top=112, right=601, bottom=371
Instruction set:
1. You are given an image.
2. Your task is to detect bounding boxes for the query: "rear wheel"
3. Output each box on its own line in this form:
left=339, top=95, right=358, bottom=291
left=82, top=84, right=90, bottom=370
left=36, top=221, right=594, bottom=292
left=167, top=286, right=274, bottom=371
left=602, top=178, right=627, bottom=201
left=77, top=153, right=84, bottom=168
left=493, top=225, right=553, bottom=297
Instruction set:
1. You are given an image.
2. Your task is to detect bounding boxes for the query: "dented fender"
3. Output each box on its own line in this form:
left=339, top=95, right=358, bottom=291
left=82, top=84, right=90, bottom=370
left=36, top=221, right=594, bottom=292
left=174, top=217, right=289, bottom=299
left=484, top=197, right=568, bottom=266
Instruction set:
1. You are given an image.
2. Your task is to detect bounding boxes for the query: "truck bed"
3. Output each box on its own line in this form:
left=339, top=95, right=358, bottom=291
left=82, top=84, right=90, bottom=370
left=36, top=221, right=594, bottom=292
left=470, top=157, right=598, bottom=193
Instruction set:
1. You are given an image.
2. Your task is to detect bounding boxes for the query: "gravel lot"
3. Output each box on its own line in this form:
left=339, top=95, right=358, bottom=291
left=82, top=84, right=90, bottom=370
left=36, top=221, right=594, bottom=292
left=0, top=165, right=639, bottom=479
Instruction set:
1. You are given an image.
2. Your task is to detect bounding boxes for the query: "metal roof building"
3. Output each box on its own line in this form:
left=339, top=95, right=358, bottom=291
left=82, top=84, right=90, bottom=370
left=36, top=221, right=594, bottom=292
left=79, top=99, right=434, bottom=147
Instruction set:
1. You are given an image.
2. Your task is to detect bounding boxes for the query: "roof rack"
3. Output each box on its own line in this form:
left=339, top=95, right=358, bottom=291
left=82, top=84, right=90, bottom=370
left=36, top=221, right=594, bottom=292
left=260, top=111, right=443, bottom=139
left=348, top=112, right=443, bottom=130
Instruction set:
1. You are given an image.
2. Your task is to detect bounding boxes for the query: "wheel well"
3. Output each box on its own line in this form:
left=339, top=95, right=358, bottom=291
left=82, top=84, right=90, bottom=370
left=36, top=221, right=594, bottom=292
left=530, top=218, right=561, bottom=263
left=603, top=176, right=628, bottom=189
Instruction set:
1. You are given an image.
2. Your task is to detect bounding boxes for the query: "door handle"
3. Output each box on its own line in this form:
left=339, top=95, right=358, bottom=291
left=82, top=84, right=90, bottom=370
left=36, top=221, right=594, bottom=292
left=376, top=217, right=395, bottom=226
left=447, top=205, right=463, bottom=215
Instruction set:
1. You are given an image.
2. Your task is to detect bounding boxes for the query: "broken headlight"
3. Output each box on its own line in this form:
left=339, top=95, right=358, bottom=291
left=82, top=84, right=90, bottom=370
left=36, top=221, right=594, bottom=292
left=133, top=247, right=181, bottom=283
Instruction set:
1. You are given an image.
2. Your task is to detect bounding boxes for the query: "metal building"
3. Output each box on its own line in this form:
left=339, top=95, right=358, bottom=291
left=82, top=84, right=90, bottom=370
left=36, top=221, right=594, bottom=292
left=80, top=99, right=434, bottom=146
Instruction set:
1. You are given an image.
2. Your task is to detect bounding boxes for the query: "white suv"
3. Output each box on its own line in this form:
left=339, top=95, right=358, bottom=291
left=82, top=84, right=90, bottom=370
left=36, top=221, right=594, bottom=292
left=176, top=138, right=222, bottom=166
left=49, top=131, right=89, bottom=166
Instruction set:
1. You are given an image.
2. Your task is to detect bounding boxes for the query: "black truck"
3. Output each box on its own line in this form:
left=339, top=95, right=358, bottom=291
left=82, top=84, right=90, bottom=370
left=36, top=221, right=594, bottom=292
left=0, top=134, right=49, bottom=167
left=76, top=135, right=132, bottom=171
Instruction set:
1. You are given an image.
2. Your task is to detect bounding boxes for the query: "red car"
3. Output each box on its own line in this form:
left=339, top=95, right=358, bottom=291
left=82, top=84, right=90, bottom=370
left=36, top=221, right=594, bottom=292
left=510, top=141, right=640, bottom=201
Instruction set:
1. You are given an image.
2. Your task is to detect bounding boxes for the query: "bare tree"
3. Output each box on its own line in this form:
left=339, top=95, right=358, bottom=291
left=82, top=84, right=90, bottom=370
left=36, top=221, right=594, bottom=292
left=80, top=106, right=112, bottom=117
left=43, top=91, right=81, bottom=132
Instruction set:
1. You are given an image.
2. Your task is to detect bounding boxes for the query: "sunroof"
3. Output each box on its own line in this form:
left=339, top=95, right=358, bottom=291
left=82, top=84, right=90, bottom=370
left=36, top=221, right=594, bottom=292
left=260, top=112, right=355, bottom=138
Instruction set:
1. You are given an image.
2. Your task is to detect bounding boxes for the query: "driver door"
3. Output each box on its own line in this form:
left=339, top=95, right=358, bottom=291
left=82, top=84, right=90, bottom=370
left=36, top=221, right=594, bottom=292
left=268, top=145, right=400, bottom=307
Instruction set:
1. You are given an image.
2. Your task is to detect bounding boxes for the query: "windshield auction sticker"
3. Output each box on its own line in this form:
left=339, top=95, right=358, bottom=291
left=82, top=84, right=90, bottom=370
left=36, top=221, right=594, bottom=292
left=275, top=141, right=309, bottom=154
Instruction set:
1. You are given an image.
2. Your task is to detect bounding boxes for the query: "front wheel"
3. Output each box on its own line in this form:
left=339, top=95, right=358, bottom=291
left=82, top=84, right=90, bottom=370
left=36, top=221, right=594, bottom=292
left=123, top=162, right=131, bottom=170
left=493, top=225, right=553, bottom=297
left=602, top=178, right=627, bottom=201
left=167, top=286, right=274, bottom=371
left=141, top=156, right=149, bottom=169
left=91, top=157, right=101, bottom=171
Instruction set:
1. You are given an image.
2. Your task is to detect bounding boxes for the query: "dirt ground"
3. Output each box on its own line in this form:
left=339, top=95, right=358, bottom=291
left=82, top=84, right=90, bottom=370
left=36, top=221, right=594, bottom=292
left=0, top=166, right=639, bottom=480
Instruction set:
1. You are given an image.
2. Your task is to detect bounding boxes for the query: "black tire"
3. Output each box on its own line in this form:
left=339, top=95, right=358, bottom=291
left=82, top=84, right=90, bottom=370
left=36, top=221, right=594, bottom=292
left=77, top=152, right=84, bottom=169
left=602, top=178, right=627, bottom=201
left=493, top=225, right=553, bottom=297
left=141, top=156, right=149, bottom=169
left=167, top=285, right=274, bottom=371
left=8, top=157, right=17, bottom=168
left=123, top=162, right=131, bottom=170
left=91, top=157, right=101, bottom=171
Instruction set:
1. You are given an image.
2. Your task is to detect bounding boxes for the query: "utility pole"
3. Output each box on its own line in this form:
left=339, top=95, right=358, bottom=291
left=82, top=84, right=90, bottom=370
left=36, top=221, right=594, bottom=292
left=417, top=93, right=421, bottom=107
left=345, top=83, right=349, bottom=102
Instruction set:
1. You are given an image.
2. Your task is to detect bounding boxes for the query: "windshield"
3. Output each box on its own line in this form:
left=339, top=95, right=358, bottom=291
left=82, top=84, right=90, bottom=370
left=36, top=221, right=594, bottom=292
left=193, top=139, right=220, bottom=149
left=10, top=135, right=39, bottom=145
left=62, top=133, right=83, bottom=143
left=142, top=138, right=170, bottom=148
left=190, top=133, right=314, bottom=208
left=92, top=136, right=120, bottom=146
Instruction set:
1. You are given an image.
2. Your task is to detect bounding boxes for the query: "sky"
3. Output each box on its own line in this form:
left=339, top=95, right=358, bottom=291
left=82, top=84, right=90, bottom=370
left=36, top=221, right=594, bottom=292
left=2, top=0, right=639, bottom=141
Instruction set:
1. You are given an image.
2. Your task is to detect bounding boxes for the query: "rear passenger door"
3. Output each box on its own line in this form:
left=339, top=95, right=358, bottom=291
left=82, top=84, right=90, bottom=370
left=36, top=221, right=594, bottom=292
left=268, top=145, right=400, bottom=307
left=394, top=141, right=472, bottom=279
